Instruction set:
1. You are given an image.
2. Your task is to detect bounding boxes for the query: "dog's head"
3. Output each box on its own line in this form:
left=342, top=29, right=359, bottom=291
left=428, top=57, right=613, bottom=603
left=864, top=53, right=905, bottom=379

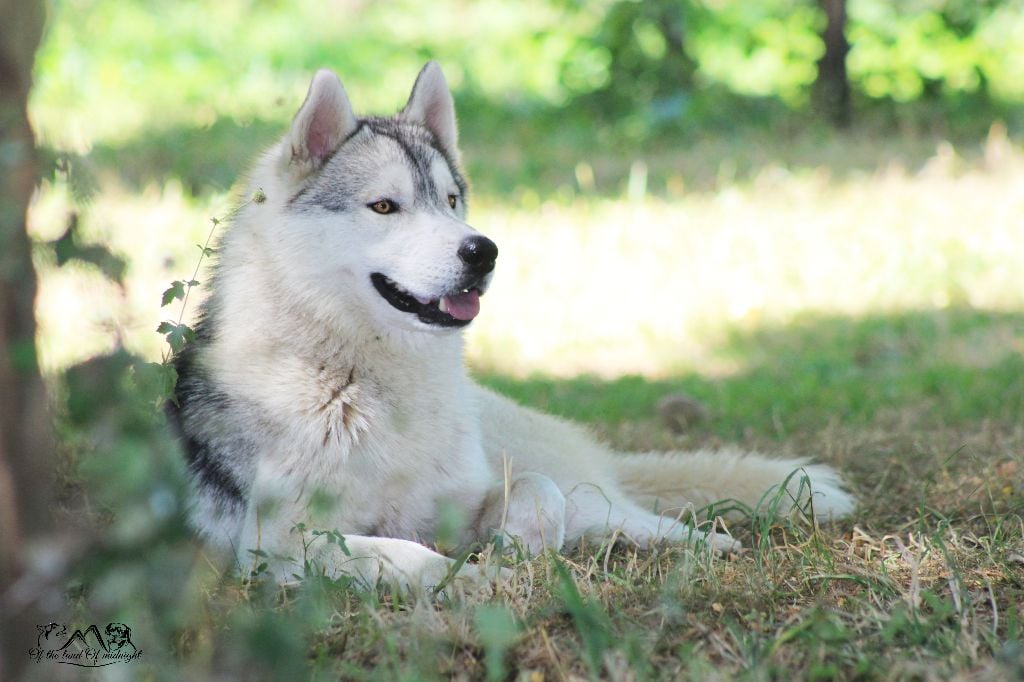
left=104, top=622, right=131, bottom=650
left=264, top=62, right=496, bottom=334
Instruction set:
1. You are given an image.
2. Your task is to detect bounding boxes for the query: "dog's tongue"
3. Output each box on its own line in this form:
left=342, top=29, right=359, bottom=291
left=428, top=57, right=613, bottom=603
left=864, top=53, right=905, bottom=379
left=442, top=290, right=480, bottom=321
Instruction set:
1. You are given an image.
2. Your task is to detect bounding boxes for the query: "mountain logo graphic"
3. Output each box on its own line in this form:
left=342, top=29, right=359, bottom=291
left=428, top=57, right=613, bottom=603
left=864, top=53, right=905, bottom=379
left=57, top=625, right=108, bottom=655
left=29, top=622, right=141, bottom=667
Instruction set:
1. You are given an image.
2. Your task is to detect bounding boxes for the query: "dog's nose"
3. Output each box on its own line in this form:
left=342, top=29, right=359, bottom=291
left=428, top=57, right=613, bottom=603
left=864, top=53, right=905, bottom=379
left=457, top=235, right=498, bottom=274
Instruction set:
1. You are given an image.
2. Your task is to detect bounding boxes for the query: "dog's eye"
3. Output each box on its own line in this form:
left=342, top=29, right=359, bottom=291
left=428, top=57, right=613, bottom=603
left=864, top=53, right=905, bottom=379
left=369, top=199, right=396, bottom=215
left=448, top=194, right=457, bottom=209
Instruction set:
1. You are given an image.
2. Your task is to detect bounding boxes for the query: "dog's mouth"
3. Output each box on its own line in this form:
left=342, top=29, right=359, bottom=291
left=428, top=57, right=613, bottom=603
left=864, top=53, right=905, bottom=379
left=370, top=273, right=484, bottom=328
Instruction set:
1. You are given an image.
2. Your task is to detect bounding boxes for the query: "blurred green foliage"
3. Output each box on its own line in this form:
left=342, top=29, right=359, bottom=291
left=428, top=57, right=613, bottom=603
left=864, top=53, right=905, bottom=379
left=849, top=0, right=1023, bottom=102
left=33, top=0, right=1024, bottom=151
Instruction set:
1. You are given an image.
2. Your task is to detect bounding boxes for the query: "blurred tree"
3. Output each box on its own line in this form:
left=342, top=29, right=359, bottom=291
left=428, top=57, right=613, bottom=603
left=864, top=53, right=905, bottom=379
left=0, top=0, right=52, bottom=677
left=814, top=0, right=851, bottom=126
left=581, top=0, right=699, bottom=126
left=847, top=0, right=1020, bottom=109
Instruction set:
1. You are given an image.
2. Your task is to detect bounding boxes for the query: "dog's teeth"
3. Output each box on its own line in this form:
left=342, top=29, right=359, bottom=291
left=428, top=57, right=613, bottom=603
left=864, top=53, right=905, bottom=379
left=438, top=298, right=448, bottom=313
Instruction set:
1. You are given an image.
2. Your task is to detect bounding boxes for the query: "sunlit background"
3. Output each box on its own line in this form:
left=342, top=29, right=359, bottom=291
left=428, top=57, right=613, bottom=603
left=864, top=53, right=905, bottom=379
left=29, top=0, right=1024, bottom=385
left=15, top=2, right=1024, bottom=677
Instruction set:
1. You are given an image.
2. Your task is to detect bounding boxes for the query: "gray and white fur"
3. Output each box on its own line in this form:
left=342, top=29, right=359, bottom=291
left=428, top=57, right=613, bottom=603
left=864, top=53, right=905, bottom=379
left=168, top=63, right=855, bottom=593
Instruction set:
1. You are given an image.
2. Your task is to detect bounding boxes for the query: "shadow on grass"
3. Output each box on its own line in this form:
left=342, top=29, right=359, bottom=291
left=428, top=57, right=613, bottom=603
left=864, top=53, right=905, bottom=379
left=46, top=103, right=990, bottom=202
left=475, top=307, right=1024, bottom=440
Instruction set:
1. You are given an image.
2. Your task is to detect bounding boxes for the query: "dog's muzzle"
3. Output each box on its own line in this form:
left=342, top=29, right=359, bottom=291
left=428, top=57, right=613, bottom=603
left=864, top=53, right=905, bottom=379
left=370, top=272, right=490, bottom=328
left=370, top=235, right=497, bottom=328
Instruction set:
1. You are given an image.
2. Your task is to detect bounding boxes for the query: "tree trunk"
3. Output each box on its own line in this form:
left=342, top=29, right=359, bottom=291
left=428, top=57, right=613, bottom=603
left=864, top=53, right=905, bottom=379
left=654, top=0, right=697, bottom=90
left=814, top=0, right=851, bottom=127
left=0, top=0, right=52, bottom=678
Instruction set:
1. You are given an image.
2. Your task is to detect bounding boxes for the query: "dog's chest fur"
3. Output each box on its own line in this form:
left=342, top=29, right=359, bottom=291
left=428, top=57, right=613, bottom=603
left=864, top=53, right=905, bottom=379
left=202, top=311, right=492, bottom=541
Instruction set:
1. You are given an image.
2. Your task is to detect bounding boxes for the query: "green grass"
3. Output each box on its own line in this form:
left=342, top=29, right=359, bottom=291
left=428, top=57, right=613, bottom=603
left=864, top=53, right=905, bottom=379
left=480, top=309, right=1024, bottom=434
left=40, top=113, right=1024, bottom=682
left=52, top=301, right=1024, bottom=679
left=30, top=2, right=1024, bottom=679
left=36, top=132, right=1024, bottom=678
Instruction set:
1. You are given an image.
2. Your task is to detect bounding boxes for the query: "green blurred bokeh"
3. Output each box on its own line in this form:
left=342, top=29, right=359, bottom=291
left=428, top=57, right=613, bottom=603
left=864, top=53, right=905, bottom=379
left=32, top=0, right=1024, bottom=197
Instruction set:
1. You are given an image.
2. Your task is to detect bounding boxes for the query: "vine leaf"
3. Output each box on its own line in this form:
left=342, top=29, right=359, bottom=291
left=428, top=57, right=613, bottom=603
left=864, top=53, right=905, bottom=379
left=156, top=321, right=195, bottom=353
left=161, top=280, right=187, bottom=307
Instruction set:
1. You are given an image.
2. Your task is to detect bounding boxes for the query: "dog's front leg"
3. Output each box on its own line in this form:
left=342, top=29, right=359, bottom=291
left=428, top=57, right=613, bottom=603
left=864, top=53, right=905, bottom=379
left=248, top=526, right=503, bottom=596
left=476, top=471, right=567, bottom=555
left=237, top=497, right=503, bottom=596
left=316, top=534, right=505, bottom=596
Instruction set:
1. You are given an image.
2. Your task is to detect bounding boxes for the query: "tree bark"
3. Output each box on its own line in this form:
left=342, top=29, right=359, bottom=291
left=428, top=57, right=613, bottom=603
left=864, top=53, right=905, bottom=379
left=814, top=0, right=851, bottom=127
left=0, top=0, right=52, bottom=678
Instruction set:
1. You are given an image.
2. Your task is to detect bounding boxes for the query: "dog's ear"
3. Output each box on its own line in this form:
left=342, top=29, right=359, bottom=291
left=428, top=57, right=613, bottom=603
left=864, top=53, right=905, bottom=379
left=401, top=61, right=458, bottom=158
left=286, top=69, right=358, bottom=173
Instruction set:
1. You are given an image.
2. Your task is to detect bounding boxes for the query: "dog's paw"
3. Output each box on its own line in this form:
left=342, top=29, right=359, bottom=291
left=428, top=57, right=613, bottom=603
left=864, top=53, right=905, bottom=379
left=627, top=523, right=741, bottom=556
left=501, top=472, right=567, bottom=556
left=704, top=531, right=742, bottom=555
left=428, top=560, right=512, bottom=600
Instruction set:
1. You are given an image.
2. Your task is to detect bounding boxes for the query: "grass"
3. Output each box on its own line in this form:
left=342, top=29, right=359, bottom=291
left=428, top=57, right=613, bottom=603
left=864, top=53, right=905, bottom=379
left=28, top=12, right=1024, bottom=677
left=67, top=427, right=1024, bottom=680
left=41, top=134, right=1024, bottom=677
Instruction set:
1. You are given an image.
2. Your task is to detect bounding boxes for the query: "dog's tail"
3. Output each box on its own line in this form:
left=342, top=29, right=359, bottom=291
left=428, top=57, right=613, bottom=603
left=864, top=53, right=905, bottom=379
left=613, top=448, right=855, bottom=521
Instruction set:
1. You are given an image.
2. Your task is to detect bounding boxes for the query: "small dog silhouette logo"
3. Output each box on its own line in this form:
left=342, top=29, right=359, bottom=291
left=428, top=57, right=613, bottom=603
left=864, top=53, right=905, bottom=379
left=36, top=623, right=66, bottom=648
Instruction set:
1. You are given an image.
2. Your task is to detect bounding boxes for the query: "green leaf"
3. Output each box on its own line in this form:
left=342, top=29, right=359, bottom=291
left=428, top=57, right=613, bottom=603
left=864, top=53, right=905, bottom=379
left=331, top=531, right=351, bottom=556
left=554, top=559, right=612, bottom=677
left=161, top=280, right=186, bottom=307
left=474, top=605, right=520, bottom=682
left=160, top=363, right=179, bottom=405
left=157, top=321, right=196, bottom=353
left=132, top=360, right=179, bottom=405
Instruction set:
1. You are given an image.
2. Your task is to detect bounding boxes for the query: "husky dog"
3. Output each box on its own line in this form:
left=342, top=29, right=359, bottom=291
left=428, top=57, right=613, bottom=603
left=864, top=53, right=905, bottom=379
left=168, top=62, right=854, bottom=593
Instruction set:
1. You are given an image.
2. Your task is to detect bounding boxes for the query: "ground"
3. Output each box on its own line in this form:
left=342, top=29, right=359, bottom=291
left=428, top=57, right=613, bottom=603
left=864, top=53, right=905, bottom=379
left=28, top=26, right=1024, bottom=675
left=39, top=127, right=1024, bottom=679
